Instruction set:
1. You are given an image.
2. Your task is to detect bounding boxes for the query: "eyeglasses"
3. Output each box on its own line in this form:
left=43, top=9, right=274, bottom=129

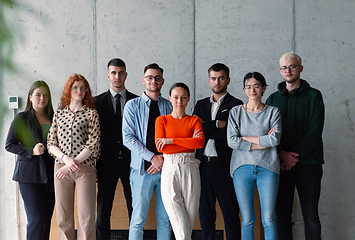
left=144, top=75, right=163, bottom=82
left=280, top=65, right=300, bottom=72
left=72, top=86, right=87, bottom=92
left=244, top=85, right=262, bottom=91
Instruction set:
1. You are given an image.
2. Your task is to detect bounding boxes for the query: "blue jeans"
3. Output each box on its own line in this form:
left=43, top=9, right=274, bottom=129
left=129, top=168, right=171, bottom=240
left=233, top=165, right=279, bottom=240
left=276, top=164, right=322, bottom=240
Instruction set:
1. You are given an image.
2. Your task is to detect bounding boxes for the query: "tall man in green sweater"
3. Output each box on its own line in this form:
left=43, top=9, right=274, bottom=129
left=266, top=52, right=325, bottom=240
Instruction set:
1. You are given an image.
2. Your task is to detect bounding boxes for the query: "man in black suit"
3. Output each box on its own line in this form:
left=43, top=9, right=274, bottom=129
left=193, top=63, right=242, bottom=240
left=95, top=58, right=138, bottom=239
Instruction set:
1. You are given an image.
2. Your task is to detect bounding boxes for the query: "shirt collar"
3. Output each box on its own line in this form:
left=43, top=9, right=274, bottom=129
left=209, top=92, right=228, bottom=104
left=110, top=88, right=126, bottom=99
left=64, top=105, right=87, bottom=113
left=142, top=92, right=162, bottom=104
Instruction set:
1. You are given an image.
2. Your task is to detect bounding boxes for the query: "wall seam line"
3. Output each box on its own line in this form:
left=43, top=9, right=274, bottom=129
left=292, top=0, right=296, bottom=52
left=193, top=0, right=196, bottom=106
left=93, top=0, right=97, bottom=94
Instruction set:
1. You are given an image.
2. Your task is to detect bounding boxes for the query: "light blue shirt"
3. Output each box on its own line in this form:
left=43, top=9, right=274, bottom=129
left=122, top=92, right=173, bottom=175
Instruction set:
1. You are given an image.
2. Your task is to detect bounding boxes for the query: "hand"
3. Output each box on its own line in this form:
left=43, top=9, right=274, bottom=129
left=55, top=165, right=69, bottom=179
left=147, top=165, right=161, bottom=175
left=217, top=120, right=227, bottom=128
left=62, top=155, right=80, bottom=172
left=150, top=155, right=164, bottom=172
left=268, top=128, right=275, bottom=135
left=279, top=150, right=299, bottom=171
left=155, top=138, right=172, bottom=151
left=32, top=143, right=45, bottom=156
left=192, top=129, right=203, bottom=138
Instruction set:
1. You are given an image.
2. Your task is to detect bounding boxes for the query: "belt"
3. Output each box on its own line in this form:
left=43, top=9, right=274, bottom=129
left=202, top=156, right=219, bottom=162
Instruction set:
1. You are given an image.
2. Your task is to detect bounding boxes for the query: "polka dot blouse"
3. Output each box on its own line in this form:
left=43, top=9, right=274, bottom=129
left=47, top=105, right=101, bottom=168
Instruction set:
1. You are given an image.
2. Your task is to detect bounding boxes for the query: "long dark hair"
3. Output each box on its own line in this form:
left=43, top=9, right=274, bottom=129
left=25, top=80, right=54, bottom=118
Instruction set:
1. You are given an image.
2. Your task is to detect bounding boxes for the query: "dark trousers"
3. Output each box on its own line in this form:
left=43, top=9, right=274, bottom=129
left=199, top=161, right=241, bottom=240
left=18, top=181, right=55, bottom=240
left=96, top=157, right=133, bottom=240
left=276, top=164, right=323, bottom=240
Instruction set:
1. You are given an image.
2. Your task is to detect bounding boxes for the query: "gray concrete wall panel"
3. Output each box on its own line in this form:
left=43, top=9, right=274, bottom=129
left=1, top=0, right=354, bottom=239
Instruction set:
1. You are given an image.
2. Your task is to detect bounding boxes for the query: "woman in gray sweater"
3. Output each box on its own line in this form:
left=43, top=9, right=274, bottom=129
left=227, top=72, right=281, bottom=240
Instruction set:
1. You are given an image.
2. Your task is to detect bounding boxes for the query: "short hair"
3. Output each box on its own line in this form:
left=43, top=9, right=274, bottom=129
left=169, top=82, right=190, bottom=97
left=144, top=63, right=163, bottom=75
left=107, top=58, right=126, bottom=70
left=59, top=73, right=95, bottom=109
left=243, top=72, right=268, bottom=88
left=208, top=63, right=230, bottom=79
left=279, top=52, right=302, bottom=65
left=25, top=80, right=54, bottom=119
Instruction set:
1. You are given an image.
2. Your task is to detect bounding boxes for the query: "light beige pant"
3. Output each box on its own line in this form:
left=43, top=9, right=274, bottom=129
left=161, top=153, right=201, bottom=240
left=54, top=163, right=96, bottom=240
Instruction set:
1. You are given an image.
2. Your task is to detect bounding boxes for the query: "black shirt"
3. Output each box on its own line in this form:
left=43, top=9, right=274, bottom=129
left=145, top=100, right=161, bottom=170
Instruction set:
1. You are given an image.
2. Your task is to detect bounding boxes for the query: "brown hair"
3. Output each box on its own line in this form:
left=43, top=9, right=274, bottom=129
left=25, top=80, right=54, bottom=118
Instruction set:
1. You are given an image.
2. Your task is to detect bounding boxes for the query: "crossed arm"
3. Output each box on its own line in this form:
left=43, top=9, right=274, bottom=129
left=241, top=128, right=276, bottom=150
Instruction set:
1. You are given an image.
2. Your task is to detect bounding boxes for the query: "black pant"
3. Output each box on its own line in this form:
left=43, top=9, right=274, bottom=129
left=19, top=181, right=55, bottom=240
left=96, top=157, right=132, bottom=240
left=199, top=161, right=241, bottom=240
left=276, top=164, right=323, bottom=240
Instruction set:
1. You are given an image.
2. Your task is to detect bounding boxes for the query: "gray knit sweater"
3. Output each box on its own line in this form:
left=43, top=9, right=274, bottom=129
left=227, top=104, right=282, bottom=176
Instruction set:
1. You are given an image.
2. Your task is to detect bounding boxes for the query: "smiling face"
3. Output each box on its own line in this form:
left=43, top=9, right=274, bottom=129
left=29, top=87, right=49, bottom=111
left=169, top=87, right=190, bottom=112
left=279, top=57, right=303, bottom=84
left=244, top=77, right=266, bottom=101
left=142, top=68, right=164, bottom=93
left=107, top=65, right=127, bottom=92
left=70, top=80, right=87, bottom=102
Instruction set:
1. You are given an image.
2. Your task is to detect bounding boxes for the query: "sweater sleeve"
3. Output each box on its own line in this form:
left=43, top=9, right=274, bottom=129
left=293, top=91, right=325, bottom=157
left=171, top=117, right=204, bottom=149
left=258, top=107, right=282, bottom=148
left=155, top=115, right=204, bottom=153
left=227, top=107, right=252, bottom=151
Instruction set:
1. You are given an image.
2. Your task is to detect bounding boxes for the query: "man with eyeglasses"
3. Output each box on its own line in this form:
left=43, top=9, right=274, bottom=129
left=95, top=58, right=138, bottom=239
left=266, top=52, right=325, bottom=240
left=193, top=63, right=242, bottom=240
left=123, top=63, right=172, bottom=240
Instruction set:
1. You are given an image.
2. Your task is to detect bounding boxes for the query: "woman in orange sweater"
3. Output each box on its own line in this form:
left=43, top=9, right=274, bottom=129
left=155, top=82, right=204, bottom=240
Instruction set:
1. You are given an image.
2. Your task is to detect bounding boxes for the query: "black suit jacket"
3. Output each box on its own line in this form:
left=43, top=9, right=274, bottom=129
left=193, top=93, right=243, bottom=165
left=5, top=108, right=54, bottom=183
left=95, top=89, right=138, bottom=171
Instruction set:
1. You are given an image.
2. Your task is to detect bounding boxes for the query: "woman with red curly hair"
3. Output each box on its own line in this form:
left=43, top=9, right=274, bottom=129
left=48, top=73, right=100, bottom=240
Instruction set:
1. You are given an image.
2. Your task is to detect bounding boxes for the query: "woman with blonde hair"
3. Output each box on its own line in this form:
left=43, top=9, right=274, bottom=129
left=48, top=73, right=100, bottom=240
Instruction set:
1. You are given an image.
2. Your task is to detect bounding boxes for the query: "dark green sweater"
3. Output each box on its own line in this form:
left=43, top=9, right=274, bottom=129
left=266, top=79, right=325, bottom=165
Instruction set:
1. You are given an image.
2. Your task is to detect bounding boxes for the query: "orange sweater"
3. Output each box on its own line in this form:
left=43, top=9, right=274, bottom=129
left=155, top=114, right=204, bottom=154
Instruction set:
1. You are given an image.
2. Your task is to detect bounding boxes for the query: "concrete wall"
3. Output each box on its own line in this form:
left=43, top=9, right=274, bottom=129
left=1, top=0, right=354, bottom=239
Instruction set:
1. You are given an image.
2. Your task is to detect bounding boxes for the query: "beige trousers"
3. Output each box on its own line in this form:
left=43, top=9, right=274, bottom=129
left=161, top=153, right=201, bottom=240
left=54, top=163, right=96, bottom=240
